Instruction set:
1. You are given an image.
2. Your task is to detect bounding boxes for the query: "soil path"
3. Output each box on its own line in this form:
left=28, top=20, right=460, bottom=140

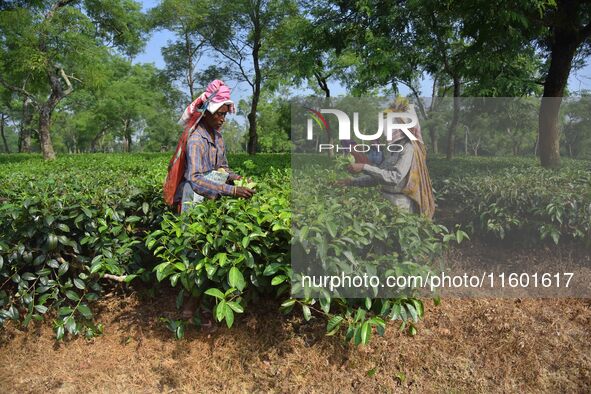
left=1, top=242, right=590, bottom=393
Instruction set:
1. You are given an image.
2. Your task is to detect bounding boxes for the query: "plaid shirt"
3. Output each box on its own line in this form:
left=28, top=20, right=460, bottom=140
left=181, top=125, right=240, bottom=200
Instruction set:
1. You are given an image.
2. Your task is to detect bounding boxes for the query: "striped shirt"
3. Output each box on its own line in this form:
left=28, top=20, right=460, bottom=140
left=178, top=124, right=240, bottom=200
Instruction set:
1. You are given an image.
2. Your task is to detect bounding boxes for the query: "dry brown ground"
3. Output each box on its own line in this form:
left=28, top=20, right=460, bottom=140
left=1, top=242, right=590, bottom=393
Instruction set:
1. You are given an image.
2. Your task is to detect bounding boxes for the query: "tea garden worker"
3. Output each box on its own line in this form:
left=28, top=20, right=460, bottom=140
left=172, top=80, right=255, bottom=327
left=174, top=80, right=255, bottom=213
left=336, top=99, right=436, bottom=219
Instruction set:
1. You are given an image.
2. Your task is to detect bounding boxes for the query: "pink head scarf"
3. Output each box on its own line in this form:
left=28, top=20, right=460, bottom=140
left=177, top=80, right=235, bottom=129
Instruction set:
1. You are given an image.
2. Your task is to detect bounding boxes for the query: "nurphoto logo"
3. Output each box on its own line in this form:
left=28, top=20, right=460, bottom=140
left=304, top=106, right=419, bottom=153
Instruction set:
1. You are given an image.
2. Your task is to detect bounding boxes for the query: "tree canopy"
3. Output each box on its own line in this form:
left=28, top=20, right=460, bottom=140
left=0, top=0, right=589, bottom=165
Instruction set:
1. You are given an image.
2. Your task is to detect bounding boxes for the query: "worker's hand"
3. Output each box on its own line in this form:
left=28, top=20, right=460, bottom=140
left=236, top=176, right=254, bottom=183
left=227, top=175, right=249, bottom=185
left=347, top=163, right=365, bottom=174
left=234, top=186, right=256, bottom=198
left=335, top=178, right=352, bottom=187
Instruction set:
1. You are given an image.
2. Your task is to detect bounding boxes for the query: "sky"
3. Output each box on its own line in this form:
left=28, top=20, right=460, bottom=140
left=135, top=0, right=591, bottom=115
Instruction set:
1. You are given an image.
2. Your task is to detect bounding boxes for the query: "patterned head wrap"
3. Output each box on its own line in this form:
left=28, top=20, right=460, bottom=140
left=383, top=97, right=424, bottom=144
left=177, top=80, right=235, bottom=129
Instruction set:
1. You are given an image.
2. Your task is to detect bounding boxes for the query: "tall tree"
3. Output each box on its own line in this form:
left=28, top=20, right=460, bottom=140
left=265, top=4, right=361, bottom=156
left=0, top=0, right=146, bottom=159
left=256, top=91, right=292, bottom=152
left=460, top=0, right=591, bottom=167
left=0, top=113, right=8, bottom=153
left=0, top=86, right=13, bottom=153
left=414, top=0, right=467, bottom=160
left=53, top=58, right=180, bottom=153
left=311, top=0, right=547, bottom=159
left=536, top=0, right=591, bottom=168
left=149, top=0, right=208, bottom=100
left=203, top=0, right=297, bottom=154
left=266, top=4, right=356, bottom=98
left=313, top=0, right=471, bottom=158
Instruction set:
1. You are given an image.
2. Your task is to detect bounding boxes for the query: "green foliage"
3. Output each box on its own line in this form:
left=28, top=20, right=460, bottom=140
left=433, top=157, right=591, bottom=243
left=0, top=154, right=168, bottom=337
left=0, top=153, right=290, bottom=338
left=4, top=153, right=587, bottom=344
left=160, top=317, right=186, bottom=339
left=0, top=0, right=149, bottom=159
left=217, top=120, right=247, bottom=154
left=146, top=154, right=462, bottom=342
left=256, top=93, right=293, bottom=153
left=561, top=94, right=591, bottom=159
left=54, top=57, right=181, bottom=153
left=287, top=161, right=462, bottom=342
left=147, top=0, right=208, bottom=99
left=146, top=167, right=291, bottom=329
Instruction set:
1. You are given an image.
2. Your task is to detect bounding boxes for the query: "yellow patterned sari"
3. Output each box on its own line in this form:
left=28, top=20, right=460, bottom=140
left=402, top=141, right=435, bottom=219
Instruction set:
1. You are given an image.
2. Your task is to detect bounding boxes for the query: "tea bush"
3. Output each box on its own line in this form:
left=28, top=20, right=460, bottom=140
left=146, top=158, right=463, bottom=343
left=5, top=153, right=586, bottom=343
left=431, top=157, right=591, bottom=244
left=286, top=166, right=463, bottom=343
left=0, top=153, right=312, bottom=339
left=0, top=155, right=167, bottom=337
left=146, top=167, right=292, bottom=331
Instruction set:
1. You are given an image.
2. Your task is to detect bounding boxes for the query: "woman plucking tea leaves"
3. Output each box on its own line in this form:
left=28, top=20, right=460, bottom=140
left=165, top=80, right=256, bottom=329
left=164, top=80, right=255, bottom=214
left=337, top=98, right=435, bottom=219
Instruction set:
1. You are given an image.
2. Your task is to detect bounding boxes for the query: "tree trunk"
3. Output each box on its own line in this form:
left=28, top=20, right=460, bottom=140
left=38, top=105, right=56, bottom=160
left=91, top=126, right=108, bottom=152
left=446, top=77, right=461, bottom=160
left=70, top=135, right=77, bottom=154
left=123, top=119, right=132, bottom=152
left=429, top=127, right=438, bottom=154
left=247, top=105, right=258, bottom=154
left=185, top=31, right=195, bottom=100
left=315, top=72, right=334, bottom=158
left=2, top=0, right=74, bottom=158
left=539, top=0, right=588, bottom=168
left=38, top=69, right=72, bottom=160
left=19, top=97, right=33, bottom=153
left=0, top=113, right=9, bottom=153
left=464, top=126, right=468, bottom=155
left=403, top=78, right=433, bottom=154
left=538, top=42, right=577, bottom=168
left=247, top=9, right=262, bottom=155
left=429, top=84, right=439, bottom=154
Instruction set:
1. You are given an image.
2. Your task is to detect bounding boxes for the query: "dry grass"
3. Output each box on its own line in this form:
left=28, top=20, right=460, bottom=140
left=1, top=242, right=590, bottom=393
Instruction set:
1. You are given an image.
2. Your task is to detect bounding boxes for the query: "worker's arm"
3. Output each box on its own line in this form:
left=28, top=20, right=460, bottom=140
left=186, top=136, right=235, bottom=199
left=361, top=140, right=414, bottom=185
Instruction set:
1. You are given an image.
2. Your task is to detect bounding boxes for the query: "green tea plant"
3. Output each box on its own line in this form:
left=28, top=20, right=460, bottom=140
left=436, top=164, right=591, bottom=243
left=147, top=159, right=463, bottom=343
left=0, top=154, right=292, bottom=339
left=286, top=164, right=463, bottom=343
left=0, top=152, right=468, bottom=344
left=146, top=168, right=292, bottom=329
left=0, top=156, right=167, bottom=338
